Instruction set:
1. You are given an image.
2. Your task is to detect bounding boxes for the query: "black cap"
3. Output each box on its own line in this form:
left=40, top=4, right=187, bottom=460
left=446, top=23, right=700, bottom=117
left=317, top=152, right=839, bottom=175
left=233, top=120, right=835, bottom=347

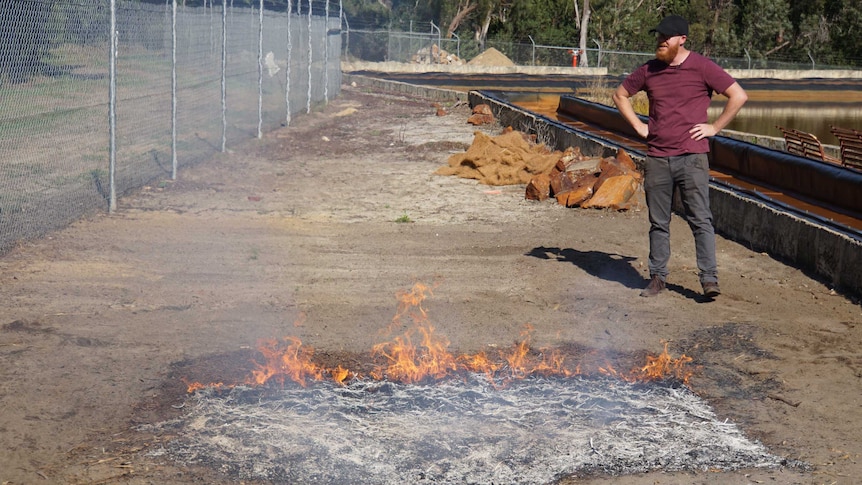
left=649, top=15, right=688, bottom=36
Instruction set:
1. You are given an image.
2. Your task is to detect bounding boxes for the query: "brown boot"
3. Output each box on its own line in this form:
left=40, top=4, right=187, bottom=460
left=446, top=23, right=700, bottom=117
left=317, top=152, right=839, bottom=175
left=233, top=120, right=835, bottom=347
left=702, top=281, right=721, bottom=297
left=640, top=275, right=666, bottom=297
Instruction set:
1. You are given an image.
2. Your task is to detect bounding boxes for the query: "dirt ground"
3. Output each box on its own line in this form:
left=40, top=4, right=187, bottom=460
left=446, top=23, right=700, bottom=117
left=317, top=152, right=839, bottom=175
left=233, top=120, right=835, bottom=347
left=1, top=85, right=861, bottom=485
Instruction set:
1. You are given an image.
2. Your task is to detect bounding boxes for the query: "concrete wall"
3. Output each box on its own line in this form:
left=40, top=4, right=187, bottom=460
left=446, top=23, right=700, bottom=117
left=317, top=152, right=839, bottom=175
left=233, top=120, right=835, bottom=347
left=344, top=61, right=862, bottom=80
left=727, top=69, right=862, bottom=80
left=343, top=73, right=465, bottom=103
left=343, top=60, right=608, bottom=76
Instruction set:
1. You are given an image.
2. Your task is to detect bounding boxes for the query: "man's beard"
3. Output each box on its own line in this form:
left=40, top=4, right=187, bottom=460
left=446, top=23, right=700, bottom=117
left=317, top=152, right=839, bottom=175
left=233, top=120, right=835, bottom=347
left=655, top=42, right=679, bottom=64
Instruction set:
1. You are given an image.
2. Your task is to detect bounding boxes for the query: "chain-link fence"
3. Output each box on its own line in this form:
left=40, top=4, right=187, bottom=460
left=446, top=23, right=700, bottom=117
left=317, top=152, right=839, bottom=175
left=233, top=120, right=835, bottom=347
left=343, top=26, right=855, bottom=73
left=0, top=0, right=340, bottom=254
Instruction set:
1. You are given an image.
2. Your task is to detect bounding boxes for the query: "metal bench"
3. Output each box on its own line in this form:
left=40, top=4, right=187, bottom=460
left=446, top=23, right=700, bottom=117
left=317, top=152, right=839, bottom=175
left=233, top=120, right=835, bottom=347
left=830, top=125, right=862, bottom=170
left=776, top=125, right=840, bottom=164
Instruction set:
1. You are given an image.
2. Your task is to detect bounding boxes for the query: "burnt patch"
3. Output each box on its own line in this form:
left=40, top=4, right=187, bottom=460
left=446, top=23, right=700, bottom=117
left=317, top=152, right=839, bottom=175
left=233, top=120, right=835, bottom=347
left=681, top=322, right=776, bottom=359
left=2, top=319, right=55, bottom=334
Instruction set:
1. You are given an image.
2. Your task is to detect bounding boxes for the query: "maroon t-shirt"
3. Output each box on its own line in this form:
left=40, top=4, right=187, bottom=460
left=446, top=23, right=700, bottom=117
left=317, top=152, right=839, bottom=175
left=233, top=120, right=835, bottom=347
left=621, top=51, right=736, bottom=156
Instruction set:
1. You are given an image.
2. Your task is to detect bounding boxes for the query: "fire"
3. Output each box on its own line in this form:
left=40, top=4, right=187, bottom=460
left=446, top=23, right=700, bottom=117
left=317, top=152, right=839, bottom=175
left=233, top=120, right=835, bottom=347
left=250, top=336, right=328, bottom=387
left=636, top=341, right=694, bottom=382
left=185, top=283, right=695, bottom=392
left=370, top=323, right=459, bottom=383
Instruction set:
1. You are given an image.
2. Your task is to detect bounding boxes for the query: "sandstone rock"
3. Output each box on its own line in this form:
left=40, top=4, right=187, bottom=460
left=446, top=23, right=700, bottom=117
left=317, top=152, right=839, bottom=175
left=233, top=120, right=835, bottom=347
left=526, top=174, right=551, bottom=201
left=472, top=104, right=493, bottom=115
left=467, top=113, right=494, bottom=125
left=581, top=174, right=640, bottom=209
left=556, top=183, right=595, bottom=208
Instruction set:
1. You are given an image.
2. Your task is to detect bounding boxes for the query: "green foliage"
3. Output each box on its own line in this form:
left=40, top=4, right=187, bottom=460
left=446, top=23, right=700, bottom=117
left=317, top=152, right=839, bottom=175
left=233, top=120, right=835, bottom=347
left=343, top=0, right=391, bottom=28
left=827, top=0, right=862, bottom=64
left=0, top=1, right=53, bottom=83
left=339, top=0, right=860, bottom=67
left=500, top=0, right=577, bottom=45
left=739, top=0, right=793, bottom=59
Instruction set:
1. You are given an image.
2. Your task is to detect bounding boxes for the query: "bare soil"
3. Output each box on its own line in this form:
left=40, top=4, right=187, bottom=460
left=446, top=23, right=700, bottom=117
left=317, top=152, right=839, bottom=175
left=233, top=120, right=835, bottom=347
left=1, top=85, right=861, bottom=485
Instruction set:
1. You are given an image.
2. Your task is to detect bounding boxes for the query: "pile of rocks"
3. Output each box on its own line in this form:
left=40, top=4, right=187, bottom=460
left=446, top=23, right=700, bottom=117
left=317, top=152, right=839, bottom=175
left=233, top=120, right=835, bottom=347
left=435, top=123, right=643, bottom=211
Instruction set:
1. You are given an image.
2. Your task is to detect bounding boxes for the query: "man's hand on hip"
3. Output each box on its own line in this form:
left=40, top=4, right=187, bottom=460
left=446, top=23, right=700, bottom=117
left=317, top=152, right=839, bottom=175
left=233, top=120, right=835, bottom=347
left=689, top=123, right=718, bottom=140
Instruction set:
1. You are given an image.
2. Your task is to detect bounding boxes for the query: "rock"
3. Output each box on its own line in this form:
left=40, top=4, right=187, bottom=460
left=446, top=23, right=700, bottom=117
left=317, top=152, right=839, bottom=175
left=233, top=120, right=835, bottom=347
left=581, top=174, right=640, bottom=209
left=467, top=113, right=494, bottom=125
left=526, top=174, right=551, bottom=201
left=472, top=104, right=493, bottom=115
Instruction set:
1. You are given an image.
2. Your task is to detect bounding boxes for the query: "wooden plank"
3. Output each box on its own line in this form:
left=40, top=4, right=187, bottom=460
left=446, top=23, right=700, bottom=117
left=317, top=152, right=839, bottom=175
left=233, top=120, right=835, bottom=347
left=776, top=125, right=840, bottom=164
left=830, top=125, right=862, bottom=169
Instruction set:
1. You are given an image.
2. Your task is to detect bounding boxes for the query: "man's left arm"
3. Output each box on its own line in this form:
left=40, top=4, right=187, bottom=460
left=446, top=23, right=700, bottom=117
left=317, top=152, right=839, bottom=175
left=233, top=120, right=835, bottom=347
left=690, top=82, right=748, bottom=141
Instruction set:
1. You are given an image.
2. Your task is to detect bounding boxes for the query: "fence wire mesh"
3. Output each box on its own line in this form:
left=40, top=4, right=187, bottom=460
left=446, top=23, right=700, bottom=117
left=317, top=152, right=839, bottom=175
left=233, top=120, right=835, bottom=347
left=0, top=0, right=340, bottom=254
left=344, top=27, right=855, bottom=73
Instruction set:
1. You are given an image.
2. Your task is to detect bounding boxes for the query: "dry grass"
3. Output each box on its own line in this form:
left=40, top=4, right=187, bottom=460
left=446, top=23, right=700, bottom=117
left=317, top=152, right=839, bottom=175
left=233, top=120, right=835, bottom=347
left=577, top=77, right=650, bottom=115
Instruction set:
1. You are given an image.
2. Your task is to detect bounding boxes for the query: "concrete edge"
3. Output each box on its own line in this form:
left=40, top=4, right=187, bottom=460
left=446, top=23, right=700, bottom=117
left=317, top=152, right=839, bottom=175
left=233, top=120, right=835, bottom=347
left=343, top=60, right=608, bottom=76
left=343, top=73, right=465, bottom=103
left=343, top=61, right=862, bottom=80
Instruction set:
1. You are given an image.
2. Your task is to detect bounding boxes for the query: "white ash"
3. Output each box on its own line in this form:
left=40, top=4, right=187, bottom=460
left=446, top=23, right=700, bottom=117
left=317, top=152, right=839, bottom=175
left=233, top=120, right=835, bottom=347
left=141, top=375, right=791, bottom=484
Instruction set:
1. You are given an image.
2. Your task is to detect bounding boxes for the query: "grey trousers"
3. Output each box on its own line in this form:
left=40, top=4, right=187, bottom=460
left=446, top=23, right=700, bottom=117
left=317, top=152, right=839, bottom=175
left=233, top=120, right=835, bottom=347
left=643, top=153, right=718, bottom=284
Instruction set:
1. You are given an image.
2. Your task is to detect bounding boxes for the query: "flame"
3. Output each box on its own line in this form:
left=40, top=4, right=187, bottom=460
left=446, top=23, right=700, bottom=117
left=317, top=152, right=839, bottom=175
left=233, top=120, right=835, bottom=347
left=635, top=341, right=693, bottom=383
left=250, top=336, right=325, bottom=387
left=185, top=283, right=695, bottom=392
left=385, top=281, right=434, bottom=334
left=371, top=323, right=459, bottom=383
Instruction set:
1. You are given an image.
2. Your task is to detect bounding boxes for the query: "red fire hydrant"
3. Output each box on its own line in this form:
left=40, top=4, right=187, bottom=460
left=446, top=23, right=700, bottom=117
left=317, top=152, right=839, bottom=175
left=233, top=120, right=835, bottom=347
left=569, top=49, right=580, bottom=68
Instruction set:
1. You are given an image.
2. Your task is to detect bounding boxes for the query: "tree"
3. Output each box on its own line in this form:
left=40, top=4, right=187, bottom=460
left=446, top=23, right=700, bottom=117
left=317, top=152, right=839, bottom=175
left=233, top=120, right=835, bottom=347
left=738, top=0, right=793, bottom=62
left=463, top=0, right=511, bottom=51
left=445, top=0, right=477, bottom=37
left=574, top=0, right=590, bottom=67
left=0, top=0, right=54, bottom=83
left=589, top=0, right=653, bottom=51
left=826, top=0, right=862, bottom=65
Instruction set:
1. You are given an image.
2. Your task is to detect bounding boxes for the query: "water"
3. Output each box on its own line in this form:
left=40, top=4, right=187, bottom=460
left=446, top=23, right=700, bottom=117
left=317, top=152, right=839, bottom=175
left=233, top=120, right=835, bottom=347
left=712, top=102, right=862, bottom=146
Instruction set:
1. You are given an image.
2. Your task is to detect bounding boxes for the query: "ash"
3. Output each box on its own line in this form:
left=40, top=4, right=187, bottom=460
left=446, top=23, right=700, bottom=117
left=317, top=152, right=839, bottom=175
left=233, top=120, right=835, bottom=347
left=142, top=375, right=787, bottom=484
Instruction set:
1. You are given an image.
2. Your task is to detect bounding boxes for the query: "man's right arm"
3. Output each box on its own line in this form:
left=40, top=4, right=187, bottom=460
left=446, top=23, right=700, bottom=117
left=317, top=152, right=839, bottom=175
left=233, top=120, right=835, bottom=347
left=612, top=85, right=649, bottom=139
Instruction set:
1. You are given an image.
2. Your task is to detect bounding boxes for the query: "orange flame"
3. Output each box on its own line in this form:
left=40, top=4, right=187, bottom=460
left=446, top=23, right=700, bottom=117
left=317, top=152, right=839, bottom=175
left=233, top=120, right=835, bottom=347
left=250, top=336, right=325, bottom=387
left=371, top=323, right=459, bottom=383
left=185, top=284, right=695, bottom=392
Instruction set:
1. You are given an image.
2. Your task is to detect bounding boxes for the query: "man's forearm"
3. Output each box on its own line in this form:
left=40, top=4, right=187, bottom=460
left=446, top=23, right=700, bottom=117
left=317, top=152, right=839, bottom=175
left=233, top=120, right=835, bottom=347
left=613, top=87, right=648, bottom=137
left=712, top=83, right=748, bottom=132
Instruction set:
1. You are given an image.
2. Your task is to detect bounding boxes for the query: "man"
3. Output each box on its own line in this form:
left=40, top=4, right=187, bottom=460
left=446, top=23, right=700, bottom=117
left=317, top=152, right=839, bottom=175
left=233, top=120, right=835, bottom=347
left=612, top=14, right=748, bottom=298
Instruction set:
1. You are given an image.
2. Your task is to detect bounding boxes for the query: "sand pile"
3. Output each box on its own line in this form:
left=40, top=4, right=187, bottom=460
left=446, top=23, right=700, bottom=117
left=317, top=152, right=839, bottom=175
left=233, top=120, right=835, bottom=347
left=467, top=47, right=516, bottom=67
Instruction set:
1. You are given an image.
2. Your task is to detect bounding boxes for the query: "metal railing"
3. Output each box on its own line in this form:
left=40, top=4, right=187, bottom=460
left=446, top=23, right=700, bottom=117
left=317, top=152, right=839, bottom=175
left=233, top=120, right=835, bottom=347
left=0, top=0, right=341, bottom=254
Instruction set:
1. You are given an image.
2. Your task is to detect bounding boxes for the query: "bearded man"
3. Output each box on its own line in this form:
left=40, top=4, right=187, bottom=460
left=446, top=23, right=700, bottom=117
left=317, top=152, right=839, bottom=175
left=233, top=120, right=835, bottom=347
left=613, top=14, right=748, bottom=298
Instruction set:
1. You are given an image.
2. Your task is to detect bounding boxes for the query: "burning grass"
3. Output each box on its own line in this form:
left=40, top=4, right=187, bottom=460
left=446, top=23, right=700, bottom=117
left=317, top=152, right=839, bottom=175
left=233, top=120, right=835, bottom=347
left=149, top=283, right=801, bottom=483
left=185, top=283, right=694, bottom=393
left=145, top=374, right=792, bottom=484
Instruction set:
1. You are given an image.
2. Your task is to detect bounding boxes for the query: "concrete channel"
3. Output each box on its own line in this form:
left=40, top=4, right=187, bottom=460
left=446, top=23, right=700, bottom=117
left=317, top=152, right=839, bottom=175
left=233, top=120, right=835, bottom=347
left=343, top=73, right=862, bottom=297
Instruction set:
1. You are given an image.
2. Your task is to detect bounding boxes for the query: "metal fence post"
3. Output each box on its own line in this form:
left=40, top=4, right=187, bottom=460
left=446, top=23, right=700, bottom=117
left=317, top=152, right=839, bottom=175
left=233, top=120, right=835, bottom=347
left=343, top=15, right=349, bottom=60
left=221, top=0, right=227, bottom=152
left=306, top=0, right=312, bottom=114
left=109, top=0, right=117, bottom=211
left=171, top=0, right=178, bottom=179
left=257, top=0, right=263, bottom=139
left=593, top=39, right=601, bottom=67
left=339, top=0, right=344, bottom=59
left=286, top=0, right=293, bottom=126
left=324, top=0, right=329, bottom=103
